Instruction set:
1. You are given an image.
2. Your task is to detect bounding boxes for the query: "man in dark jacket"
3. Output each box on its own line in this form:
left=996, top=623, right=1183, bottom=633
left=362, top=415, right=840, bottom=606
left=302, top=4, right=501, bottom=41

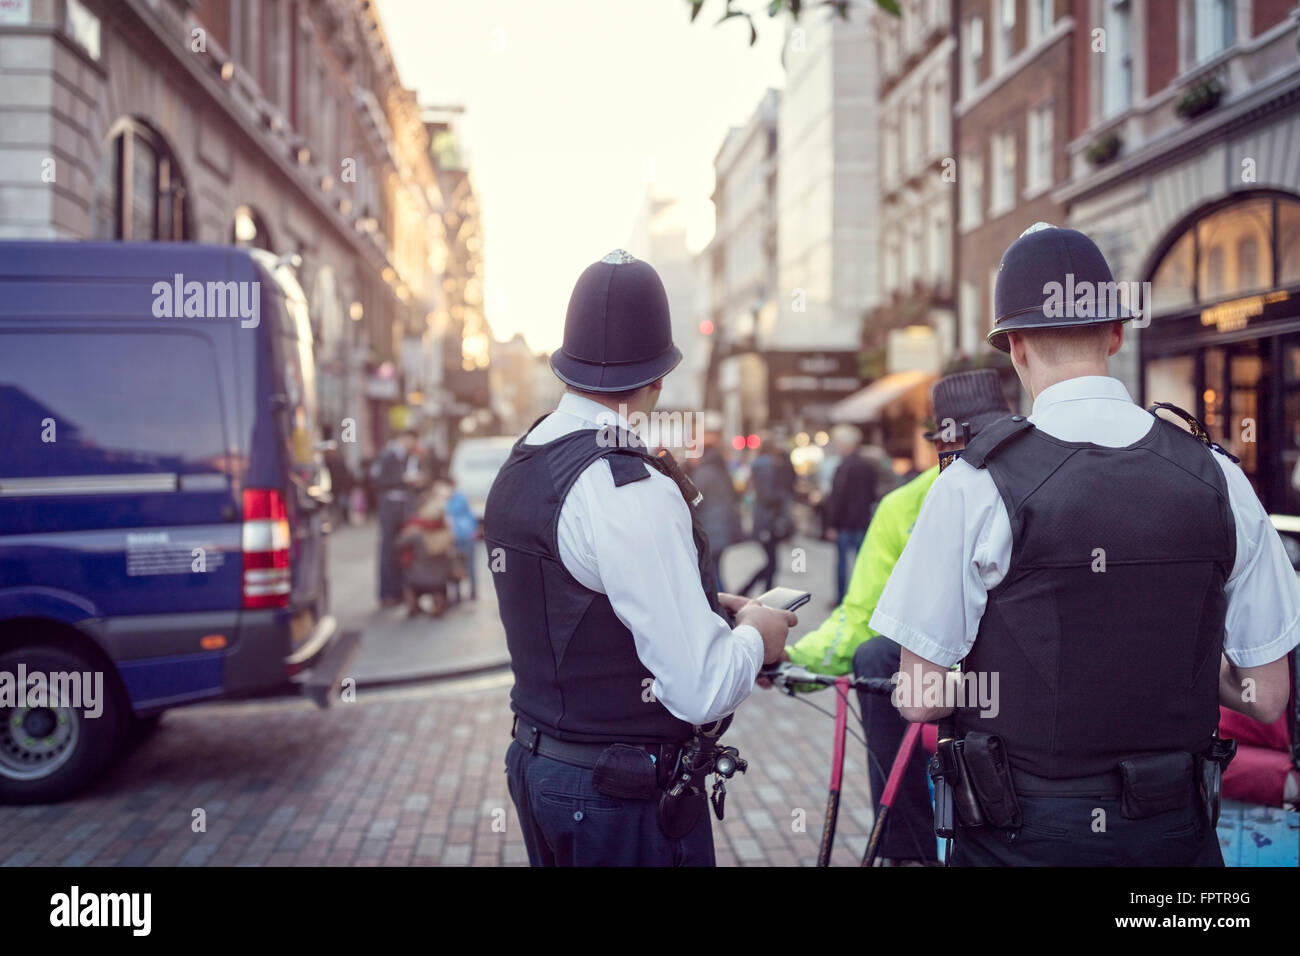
left=740, top=433, right=796, bottom=596
left=370, top=429, right=418, bottom=606
left=690, top=444, right=741, bottom=593
left=824, top=424, right=879, bottom=603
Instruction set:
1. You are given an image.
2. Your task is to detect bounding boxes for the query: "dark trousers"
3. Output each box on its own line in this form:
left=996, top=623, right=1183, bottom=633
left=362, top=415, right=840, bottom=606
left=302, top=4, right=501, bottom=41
left=834, top=529, right=866, bottom=603
left=377, top=494, right=406, bottom=601
left=740, top=537, right=779, bottom=596
left=505, top=741, right=715, bottom=866
left=951, top=792, right=1224, bottom=866
left=853, top=637, right=937, bottom=862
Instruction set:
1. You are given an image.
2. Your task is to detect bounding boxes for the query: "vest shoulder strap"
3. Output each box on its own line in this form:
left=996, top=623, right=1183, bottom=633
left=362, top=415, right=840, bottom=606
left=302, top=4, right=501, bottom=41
left=1148, top=402, right=1241, bottom=463
left=607, top=452, right=652, bottom=486
left=960, top=416, right=1035, bottom=469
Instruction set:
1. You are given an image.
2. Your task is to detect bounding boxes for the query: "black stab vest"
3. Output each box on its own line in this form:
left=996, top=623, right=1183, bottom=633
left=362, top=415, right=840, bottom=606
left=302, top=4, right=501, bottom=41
left=954, top=413, right=1237, bottom=778
left=484, top=424, right=724, bottom=744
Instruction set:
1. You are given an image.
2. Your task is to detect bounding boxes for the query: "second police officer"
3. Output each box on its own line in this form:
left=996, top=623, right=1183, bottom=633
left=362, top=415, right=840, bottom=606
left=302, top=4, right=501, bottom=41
left=485, top=250, right=798, bottom=867
left=871, top=224, right=1300, bottom=866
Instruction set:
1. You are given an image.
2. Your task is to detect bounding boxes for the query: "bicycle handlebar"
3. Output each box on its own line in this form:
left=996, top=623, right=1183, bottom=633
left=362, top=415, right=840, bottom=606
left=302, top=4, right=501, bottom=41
left=759, top=662, right=896, bottom=697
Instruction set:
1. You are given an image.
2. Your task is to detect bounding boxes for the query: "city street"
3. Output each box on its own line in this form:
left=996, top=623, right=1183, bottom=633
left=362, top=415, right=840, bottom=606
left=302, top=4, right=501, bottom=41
left=0, top=529, right=883, bottom=867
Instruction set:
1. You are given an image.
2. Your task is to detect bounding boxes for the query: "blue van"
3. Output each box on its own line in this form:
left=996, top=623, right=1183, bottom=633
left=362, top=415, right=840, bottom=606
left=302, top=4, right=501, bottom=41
left=0, top=241, right=357, bottom=803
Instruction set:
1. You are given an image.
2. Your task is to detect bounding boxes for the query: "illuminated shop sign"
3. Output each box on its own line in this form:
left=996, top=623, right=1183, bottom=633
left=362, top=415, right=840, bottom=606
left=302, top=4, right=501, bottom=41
left=1199, top=290, right=1289, bottom=332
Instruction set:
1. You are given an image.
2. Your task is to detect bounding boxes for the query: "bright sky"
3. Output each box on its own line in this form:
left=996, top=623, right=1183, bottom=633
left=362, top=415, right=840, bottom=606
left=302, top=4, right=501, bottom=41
left=376, top=0, right=786, bottom=353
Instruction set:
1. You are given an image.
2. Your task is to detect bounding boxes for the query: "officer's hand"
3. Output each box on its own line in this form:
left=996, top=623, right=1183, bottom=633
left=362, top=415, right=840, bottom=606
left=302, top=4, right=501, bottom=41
left=735, top=600, right=797, bottom=666
left=755, top=647, right=790, bottom=689
left=717, top=592, right=750, bottom=615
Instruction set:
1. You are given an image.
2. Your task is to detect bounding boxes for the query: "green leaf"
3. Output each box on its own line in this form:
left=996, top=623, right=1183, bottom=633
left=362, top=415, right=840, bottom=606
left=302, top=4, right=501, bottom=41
left=875, top=0, right=902, bottom=15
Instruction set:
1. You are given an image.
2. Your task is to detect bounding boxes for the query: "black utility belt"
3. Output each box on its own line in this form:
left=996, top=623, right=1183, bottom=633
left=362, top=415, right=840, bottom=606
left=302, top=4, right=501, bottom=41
left=511, top=717, right=748, bottom=839
left=511, top=719, right=682, bottom=792
left=929, top=732, right=1237, bottom=837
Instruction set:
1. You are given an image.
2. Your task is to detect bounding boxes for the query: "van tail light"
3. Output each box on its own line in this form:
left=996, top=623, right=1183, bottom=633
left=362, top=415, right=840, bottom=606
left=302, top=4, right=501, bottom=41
left=242, top=488, right=290, bottom=609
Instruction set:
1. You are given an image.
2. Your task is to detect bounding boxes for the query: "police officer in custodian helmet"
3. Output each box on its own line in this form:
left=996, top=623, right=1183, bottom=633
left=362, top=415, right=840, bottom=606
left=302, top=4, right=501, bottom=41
left=870, top=224, right=1300, bottom=866
left=485, top=250, right=797, bottom=866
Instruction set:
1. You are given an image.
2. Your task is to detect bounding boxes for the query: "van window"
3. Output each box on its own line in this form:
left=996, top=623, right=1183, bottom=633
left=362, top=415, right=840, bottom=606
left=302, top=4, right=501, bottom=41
left=276, top=291, right=320, bottom=470
left=0, top=331, right=227, bottom=481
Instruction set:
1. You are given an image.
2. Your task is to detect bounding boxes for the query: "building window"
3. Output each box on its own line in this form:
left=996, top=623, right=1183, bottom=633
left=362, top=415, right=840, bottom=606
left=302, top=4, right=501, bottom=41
left=1197, top=198, right=1271, bottom=300
left=883, top=120, right=899, bottom=188
left=1193, top=0, right=1236, bottom=64
left=885, top=233, right=901, bottom=295
left=1028, top=0, right=1054, bottom=44
left=906, top=218, right=924, bottom=285
left=1102, top=0, right=1133, bottom=119
left=989, top=132, right=1016, bottom=217
left=1150, top=196, right=1287, bottom=309
left=959, top=280, right=979, bottom=352
left=929, top=74, right=949, bottom=156
left=1025, top=104, right=1053, bottom=195
left=232, top=205, right=274, bottom=251
left=963, top=16, right=983, bottom=93
left=930, top=211, right=950, bottom=284
left=906, top=95, right=922, bottom=171
left=64, top=0, right=101, bottom=60
left=91, top=120, right=190, bottom=241
left=992, top=0, right=1015, bottom=74
left=960, top=153, right=983, bottom=230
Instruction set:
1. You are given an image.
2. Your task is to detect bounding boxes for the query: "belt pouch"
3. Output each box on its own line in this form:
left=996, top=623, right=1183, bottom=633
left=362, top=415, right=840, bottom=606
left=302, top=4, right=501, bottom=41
left=961, top=732, right=1022, bottom=829
left=1117, top=752, right=1193, bottom=820
left=591, top=744, right=660, bottom=800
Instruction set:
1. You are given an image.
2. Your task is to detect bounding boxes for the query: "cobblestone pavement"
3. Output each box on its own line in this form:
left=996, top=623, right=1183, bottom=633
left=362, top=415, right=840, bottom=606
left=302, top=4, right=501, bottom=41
left=0, top=669, right=881, bottom=867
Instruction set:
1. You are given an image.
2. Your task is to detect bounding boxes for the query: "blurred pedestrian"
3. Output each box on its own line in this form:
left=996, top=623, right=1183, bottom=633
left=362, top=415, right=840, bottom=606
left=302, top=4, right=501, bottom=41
left=444, top=476, right=479, bottom=602
left=690, top=443, right=742, bottom=593
left=739, top=431, right=796, bottom=596
left=823, top=424, right=879, bottom=604
left=370, top=429, right=418, bottom=606
left=320, top=424, right=353, bottom=526
left=396, top=483, right=461, bottom=617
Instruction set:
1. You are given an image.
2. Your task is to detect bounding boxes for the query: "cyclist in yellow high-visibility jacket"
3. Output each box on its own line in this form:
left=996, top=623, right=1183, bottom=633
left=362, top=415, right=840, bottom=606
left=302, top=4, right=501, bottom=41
left=785, top=465, right=938, bottom=676
left=775, top=369, right=1011, bottom=865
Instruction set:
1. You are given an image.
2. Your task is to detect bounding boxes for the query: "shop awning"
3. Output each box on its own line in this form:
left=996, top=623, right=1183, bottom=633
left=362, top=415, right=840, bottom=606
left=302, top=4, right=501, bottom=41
left=828, top=370, right=932, bottom=423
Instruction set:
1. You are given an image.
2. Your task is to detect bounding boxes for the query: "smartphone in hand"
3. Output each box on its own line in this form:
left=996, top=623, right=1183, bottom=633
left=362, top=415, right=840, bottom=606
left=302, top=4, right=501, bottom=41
left=754, top=587, right=811, bottom=613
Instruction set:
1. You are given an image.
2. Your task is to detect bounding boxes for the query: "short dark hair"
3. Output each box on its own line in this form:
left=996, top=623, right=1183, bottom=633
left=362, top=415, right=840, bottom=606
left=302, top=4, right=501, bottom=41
left=568, top=384, right=647, bottom=404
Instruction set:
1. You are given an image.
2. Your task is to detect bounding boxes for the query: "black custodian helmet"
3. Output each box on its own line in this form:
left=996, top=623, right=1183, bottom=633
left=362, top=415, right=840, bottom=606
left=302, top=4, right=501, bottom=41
left=987, top=223, right=1133, bottom=353
left=549, top=249, right=683, bottom=392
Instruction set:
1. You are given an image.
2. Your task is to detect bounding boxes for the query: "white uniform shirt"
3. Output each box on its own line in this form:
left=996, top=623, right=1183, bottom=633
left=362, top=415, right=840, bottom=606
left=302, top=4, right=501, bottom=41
left=524, top=393, right=763, bottom=725
left=870, top=375, right=1300, bottom=670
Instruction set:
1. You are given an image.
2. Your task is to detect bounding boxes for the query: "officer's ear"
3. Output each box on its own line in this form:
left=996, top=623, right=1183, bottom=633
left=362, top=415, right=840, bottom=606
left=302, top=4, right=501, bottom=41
left=1006, top=330, right=1031, bottom=368
left=1106, top=322, right=1124, bottom=358
left=648, top=379, right=663, bottom=393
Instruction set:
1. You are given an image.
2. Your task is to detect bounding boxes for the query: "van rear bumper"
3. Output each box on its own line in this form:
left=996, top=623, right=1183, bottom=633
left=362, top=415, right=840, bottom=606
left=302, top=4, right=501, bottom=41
left=84, top=607, right=347, bottom=709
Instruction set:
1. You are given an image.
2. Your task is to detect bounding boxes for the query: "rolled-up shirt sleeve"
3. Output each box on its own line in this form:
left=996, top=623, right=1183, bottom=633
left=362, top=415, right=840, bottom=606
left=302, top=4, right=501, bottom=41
left=869, top=462, right=1005, bottom=668
left=1219, top=459, right=1300, bottom=667
left=567, top=462, right=764, bottom=726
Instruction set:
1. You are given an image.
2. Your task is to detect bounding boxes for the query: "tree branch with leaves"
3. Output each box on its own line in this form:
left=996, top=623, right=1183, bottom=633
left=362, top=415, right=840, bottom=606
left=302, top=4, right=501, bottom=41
left=687, top=0, right=900, bottom=46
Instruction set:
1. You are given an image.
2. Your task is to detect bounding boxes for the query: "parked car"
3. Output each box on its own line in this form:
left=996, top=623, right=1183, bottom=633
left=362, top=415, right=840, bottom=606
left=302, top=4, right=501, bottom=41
left=450, top=436, right=518, bottom=520
left=0, top=241, right=357, bottom=803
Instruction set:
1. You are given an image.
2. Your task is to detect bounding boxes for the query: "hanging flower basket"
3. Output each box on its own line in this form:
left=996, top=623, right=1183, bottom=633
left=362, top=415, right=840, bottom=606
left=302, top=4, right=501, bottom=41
left=1085, top=130, right=1122, bottom=167
left=1175, top=76, right=1225, bottom=119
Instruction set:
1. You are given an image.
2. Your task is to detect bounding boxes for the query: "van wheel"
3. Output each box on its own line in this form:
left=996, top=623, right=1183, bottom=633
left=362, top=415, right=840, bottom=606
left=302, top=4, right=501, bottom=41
left=0, top=642, right=127, bottom=804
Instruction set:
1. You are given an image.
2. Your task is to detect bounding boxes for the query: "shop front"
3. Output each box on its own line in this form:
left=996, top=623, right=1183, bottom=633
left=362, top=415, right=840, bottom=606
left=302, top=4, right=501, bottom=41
left=1141, top=192, right=1300, bottom=519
